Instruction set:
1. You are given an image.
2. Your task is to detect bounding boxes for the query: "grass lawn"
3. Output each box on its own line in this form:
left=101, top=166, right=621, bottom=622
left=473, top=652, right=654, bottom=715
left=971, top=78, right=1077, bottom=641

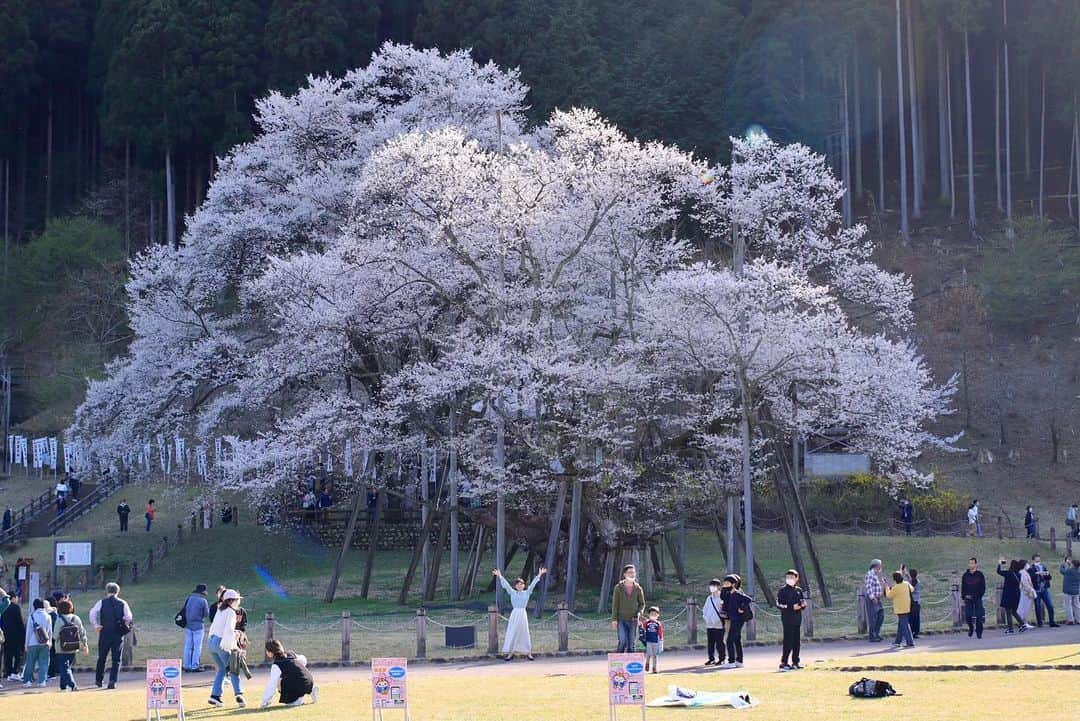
left=2, top=478, right=1054, bottom=663
left=6, top=667, right=1075, bottom=721
left=822, top=642, right=1080, bottom=669
left=0, top=471, right=63, bottom=513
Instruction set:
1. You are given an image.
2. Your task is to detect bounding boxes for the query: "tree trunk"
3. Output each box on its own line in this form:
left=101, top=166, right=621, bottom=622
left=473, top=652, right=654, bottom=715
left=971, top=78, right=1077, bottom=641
left=1074, top=110, right=1080, bottom=235
left=710, top=512, right=775, bottom=607
left=947, top=48, right=956, bottom=218
left=124, top=140, right=131, bottom=256
left=449, top=407, right=460, bottom=601
left=495, top=415, right=506, bottom=610
left=399, top=467, right=445, bottom=605
left=596, top=548, right=615, bottom=614
left=663, top=532, right=687, bottom=585
left=563, top=479, right=583, bottom=611
left=1023, top=59, right=1031, bottom=183
left=853, top=34, right=863, bottom=200
left=772, top=467, right=810, bottom=593
left=1038, top=66, right=1046, bottom=218
left=165, top=148, right=177, bottom=248
left=420, top=450, right=430, bottom=592
left=841, top=61, right=852, bottom=227
left=360, top=489, right=385, bottom=599
left=878, top=66, right=886, bottom=211
left=905, top=0, right=921, bottom=219
left=324, top=489, right=367, bottom=603
left=938, top=28, right=950, bottom=203
left=424, top=506, right=450, bottom=602
left=1002, top=0, right=1012, bottom=226
left=895, top=0, right=910, bottom=240
left=995, top=52, right=1002, bottom=212
left=964, top=30, right=976, bottom=231
left=535, top=480, right=568, bottom=618
left=45, top=94, right=53, bottom=225
left=2, top=158, right=8, bottom=293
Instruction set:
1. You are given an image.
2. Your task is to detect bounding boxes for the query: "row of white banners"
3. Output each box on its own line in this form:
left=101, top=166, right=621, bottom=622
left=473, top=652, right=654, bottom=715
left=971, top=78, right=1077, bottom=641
left=6, top=434, right=363, bottom=480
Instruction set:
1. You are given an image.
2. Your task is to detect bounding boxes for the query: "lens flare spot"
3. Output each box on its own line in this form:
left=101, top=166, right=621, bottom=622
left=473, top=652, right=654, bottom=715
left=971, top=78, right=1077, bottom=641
left=744, top=124, right=769, bottom=145
left=255, top=564, right=288, bottom=599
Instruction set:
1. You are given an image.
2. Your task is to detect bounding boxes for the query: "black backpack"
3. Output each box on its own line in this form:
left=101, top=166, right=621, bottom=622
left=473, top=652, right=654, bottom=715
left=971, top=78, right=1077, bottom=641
left=58, top=617, right=81, bottom=653
left=849, top=678, right=900, bottom=698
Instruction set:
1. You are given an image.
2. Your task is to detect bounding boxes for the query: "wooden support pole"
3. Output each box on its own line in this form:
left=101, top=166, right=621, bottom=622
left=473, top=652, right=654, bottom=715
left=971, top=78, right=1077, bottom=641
left=487, top=605, right=499, bottom=654
left=557, top=602, right=569, bottom=653
left=265, top=612, right=275, bottom=642
left=856, top=591, right=867, bottom=635
left=686, top=598, right=698, bottom=645
left=803, top=594, right=814, bottom=638
left=341, top=610, right=351, bottom=663
left=415, top=608, right=427, bottom=659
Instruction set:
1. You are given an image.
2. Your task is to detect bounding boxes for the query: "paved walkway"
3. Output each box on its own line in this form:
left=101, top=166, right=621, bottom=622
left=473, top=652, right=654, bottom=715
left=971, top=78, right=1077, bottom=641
left=4, top=624, right=1077, bottom=696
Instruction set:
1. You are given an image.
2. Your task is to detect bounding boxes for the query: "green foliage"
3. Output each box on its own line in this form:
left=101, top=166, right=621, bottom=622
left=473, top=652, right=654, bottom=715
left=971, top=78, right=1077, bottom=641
left=976, top=216, right=1080, bottom=330
left=760, top=473, right=967, bottom=524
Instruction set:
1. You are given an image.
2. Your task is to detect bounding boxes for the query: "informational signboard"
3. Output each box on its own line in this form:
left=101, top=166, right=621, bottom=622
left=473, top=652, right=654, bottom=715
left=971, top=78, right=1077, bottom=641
left=146, top=659, right=184, bottom=720
left=55, top=541, right=94, bottom=567
left=371, top=657, right=409, bottom=720
left=608, top=653, right=646, bottom=720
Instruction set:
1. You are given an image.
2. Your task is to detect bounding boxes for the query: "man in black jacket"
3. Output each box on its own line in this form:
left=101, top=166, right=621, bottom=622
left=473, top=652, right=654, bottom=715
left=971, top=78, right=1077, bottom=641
left=961, top=557, right=986, bottom=639
left=117, top=500, right=130, bottom=533
left=89, top=583, right=133, bottom=689
left=776, top=570, right=806, bottom=671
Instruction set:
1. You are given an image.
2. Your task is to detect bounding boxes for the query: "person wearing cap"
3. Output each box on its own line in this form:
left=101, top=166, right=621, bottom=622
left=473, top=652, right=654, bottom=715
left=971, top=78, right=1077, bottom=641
left=719, top=574, right=751, bottom=669
left=207, top=588, right=246, bottom=707
left=182, top=584, right=211, bottom=672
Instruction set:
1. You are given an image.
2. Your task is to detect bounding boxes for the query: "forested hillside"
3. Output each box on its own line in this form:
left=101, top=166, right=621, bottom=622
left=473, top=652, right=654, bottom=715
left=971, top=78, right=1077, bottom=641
left=2, top=0, right=1080, bottom=504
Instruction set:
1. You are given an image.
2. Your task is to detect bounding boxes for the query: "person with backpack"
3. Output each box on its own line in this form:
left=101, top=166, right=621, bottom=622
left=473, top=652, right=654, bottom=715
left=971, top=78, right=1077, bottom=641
left=776, top=569, right=806, bottom=671
left=701, top=578, right=726, bottom=666
left=47, top=590, right=66, bottom=681
left=961, top=557, right=986, bottom=638
left=207, top=588, right=246, bottom=708
left=21, top=598, right=53, bottom=687
left=260, top=640, right=318, bottom=708
left=179, top=584, right=211, bottom=672
left=883, top=568, right=915, bottom=649
left=52, top=598, right=88, bottom=691
left=719, top=574, right=752, bottom=669
left=89, top=582, right=133, bottom=689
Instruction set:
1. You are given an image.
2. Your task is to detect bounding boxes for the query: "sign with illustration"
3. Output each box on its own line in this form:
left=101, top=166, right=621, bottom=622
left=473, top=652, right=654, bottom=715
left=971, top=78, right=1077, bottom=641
left=146, top=659, right=183, bottom=719
left=371, top=657, right=409, bottom=719
left=608, top=653, right=646, bottom=706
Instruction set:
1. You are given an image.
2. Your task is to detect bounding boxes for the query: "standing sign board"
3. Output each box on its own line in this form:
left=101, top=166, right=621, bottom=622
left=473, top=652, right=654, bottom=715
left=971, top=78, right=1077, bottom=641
left=608, top=653, right=646, bottom=721
left=28, top=571, right=40, bottom=606
left=146, top=659, right=184, bottom=721
left=371, top=657, right=410, bottom=721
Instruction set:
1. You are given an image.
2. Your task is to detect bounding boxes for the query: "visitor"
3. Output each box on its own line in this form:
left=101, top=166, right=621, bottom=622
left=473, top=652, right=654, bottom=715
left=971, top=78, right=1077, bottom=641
left=719, top=574, right=751, bottom=669
left=317, top=488, right=332, bottom=522
left=52, top=598, right=88, bottom=691
left=1025, top=506, right=1038, bottom=539
left=996, top=559, right=1027, bottom=633
left=2, top=506, right=11, bottom=531
left=145, top=499, right=156, bottom=532
left=899, top=499, right=914, bottom=536
left=776, top=569, right=806, bottom=671
left=221, top=503, right=234, bottom=525
left=883, top=568, right=915, bottom=649
left=1017, top=559, right=1037, bottom=628
left=182, top=583, right=211, bottom=672
left=493, top=566, right=547, bottom=661
left=1067, top=504, right=1079, bottom=539
left=701, top=578, right=726, bottom=666
left=640, top=606, right=663, bottom=674
left=961, top=557, right=986, bottom=638
left=1, top=591, right=25, bottom=680
left=610, top=564, right=645, bottom=653
left=207, top=588, right=246, bottom=708
left=1059, top=558, right=1080, bottom=625
left=1029, top=554, right=1057, bottom=627
left=89, top=582, right=133, bottom=689
left=21, top=598, right=53, bottom=687
left=863, top=559, right=885, bottom=642
left=69, top=474, right=81, bottom=500
left=117, top=499, right=130, bottom=533
left=208, top=586, right=227, bottom=623
left=301, top=490, right=316, bottom=514
left=47, top=590, right=67, bottom=680
left=967, top=500, right=980, bottom=537
left=905, top=568, right=922, bottom=639
left=260, top=640, right=318, bottom=708
left=0, top=553, right=6, bottom=595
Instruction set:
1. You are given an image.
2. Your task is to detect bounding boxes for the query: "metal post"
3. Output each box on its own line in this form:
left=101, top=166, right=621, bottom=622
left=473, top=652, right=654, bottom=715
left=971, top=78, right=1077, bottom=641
left=686, top=598, right=698, bottom=645
left=487, top=605, right=499, bottom=654
left=557, top=602, right=569, bottom=653
left=415, top=608, right=427, bottom=659
left=341, top=610, right=351, bottom=663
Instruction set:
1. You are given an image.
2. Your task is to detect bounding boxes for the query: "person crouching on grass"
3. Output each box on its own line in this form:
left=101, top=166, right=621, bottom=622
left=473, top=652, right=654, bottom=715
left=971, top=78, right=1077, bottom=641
left=639, top=606, right=663, bottom=673
left=260, top=640, right=318, bottom=708
left=776, top=569, right=806, bottom=671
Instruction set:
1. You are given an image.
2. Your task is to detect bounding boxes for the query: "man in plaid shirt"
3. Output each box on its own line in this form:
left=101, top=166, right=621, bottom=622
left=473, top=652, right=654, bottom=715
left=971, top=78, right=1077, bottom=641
left=863, top=559, right=885, bottom=642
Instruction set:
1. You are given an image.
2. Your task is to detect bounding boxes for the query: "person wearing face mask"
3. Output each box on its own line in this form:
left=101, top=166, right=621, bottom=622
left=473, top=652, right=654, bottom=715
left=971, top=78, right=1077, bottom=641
left=610, top=565, right=645, bottom=653
left=776, top=570, right=806, bottom=671
left=961, top=557, right=986, bottom=638
left=718, top=575, right=752, bottom=669
left=701, top=578, right=726, bottom=666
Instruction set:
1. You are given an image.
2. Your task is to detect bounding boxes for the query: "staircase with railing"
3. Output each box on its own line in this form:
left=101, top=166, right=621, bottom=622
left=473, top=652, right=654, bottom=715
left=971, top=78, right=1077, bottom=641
left=0, top=486, right=58, bottom=546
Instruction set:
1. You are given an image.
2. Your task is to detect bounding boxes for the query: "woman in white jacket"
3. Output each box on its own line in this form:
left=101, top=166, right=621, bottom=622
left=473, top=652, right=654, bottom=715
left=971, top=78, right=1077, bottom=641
left=1017, top=563, right=1037, bottom=629
left=207, top=589, right=245, bottom=708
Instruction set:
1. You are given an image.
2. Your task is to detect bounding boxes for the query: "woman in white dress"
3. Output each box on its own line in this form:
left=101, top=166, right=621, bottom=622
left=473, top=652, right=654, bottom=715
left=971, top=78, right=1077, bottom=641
left=493, top=566, right=547, bottom=661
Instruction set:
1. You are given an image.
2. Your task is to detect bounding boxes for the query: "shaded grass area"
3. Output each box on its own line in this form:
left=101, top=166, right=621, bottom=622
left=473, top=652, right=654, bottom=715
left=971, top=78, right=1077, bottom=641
left=3, top=668, right=1076, bottom=721
left=821, top=641, right=1080, bottom=669
left=4, top=480, right=1051, bottom=663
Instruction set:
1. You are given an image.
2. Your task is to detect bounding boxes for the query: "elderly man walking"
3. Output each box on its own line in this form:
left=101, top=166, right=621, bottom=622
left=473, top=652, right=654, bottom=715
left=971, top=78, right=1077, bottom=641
left=863, top=559, right=885, bottom=642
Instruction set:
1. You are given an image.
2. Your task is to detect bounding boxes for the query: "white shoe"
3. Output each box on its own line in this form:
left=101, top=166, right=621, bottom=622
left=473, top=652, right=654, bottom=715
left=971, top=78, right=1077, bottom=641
left=22, top=681, right=32, bottom=687
left=717, top=662, right=737, bottom=669
left=310, top=687, right=319, bottom=704
left=734, top=662, right=744, bottom=668
left=38, top=682, right=47, bottom=688
left=1023, top=624, right=1035, bottom=630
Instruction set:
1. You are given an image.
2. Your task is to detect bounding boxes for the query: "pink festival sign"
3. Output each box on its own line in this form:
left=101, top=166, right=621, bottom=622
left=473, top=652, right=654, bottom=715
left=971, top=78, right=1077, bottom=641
left=371, top=657, right=409, bottom=711
left=146, top=659, right=183, bottom=713
left=607, top=653, right=646, bottom=706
